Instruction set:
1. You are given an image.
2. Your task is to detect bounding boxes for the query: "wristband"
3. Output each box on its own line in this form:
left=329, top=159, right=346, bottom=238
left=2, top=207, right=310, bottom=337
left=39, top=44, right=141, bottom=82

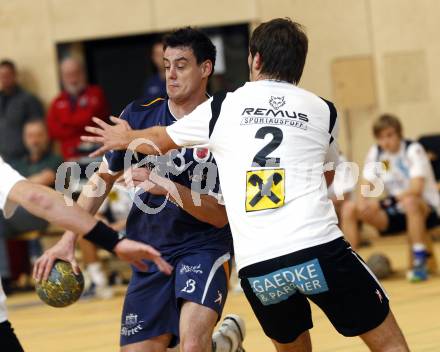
left=83, top=221, right=124, bottom=253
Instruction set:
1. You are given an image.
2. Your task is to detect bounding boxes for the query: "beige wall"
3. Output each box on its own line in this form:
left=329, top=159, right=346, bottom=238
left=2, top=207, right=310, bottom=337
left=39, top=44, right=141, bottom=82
left=1, top=0, right=439, bottom=166
left=0, top=0, right=58, bottom=106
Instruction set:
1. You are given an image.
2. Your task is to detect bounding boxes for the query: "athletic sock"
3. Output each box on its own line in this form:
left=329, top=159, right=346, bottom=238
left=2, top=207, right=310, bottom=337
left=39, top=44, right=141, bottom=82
left=86, top=262, right=108, bottom=287
left=412, top=243, right=428, bottom=268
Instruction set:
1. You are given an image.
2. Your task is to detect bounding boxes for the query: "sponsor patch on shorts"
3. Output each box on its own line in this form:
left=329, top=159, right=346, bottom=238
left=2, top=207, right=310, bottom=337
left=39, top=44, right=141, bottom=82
left=247, top=259, right=329, bottom=305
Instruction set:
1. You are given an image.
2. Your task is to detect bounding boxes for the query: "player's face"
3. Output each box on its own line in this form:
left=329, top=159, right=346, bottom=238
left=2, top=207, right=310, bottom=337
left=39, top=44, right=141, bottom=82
left=377, top=127, right=401, bottom=153
left=163, top=46, right=209, bottom=102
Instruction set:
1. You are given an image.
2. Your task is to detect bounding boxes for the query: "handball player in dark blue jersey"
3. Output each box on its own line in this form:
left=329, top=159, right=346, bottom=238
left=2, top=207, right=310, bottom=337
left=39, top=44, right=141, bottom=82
left=34, top=28, right=245, bottom=352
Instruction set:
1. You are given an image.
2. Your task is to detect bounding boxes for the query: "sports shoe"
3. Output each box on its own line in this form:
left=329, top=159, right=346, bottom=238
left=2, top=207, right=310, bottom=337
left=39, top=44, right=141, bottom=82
left=407, top=266, right=428, bottom=282
left=214, top=314, right=246, bottom=352
left=81, top=282, right=114, bottom=299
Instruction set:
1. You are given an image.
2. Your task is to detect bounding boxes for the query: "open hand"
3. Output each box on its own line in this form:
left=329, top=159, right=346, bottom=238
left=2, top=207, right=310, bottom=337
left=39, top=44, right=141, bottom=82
left=33, top=231, right=79, bottom=282
left=81, top=116, right=132, bottom=157
left=114, top=239, right=173, bottom=275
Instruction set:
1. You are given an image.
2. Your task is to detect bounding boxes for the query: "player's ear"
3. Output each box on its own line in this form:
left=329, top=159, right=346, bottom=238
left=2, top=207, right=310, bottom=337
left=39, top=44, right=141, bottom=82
left=200, top=60, right=213, bottom=78
left=254, top=52, right=263, bottom=71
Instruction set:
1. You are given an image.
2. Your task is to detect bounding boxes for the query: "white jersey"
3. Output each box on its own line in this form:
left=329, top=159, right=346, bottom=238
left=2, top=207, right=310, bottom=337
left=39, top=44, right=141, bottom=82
left=327, top=154, right=355, bottom=199
left=167, top=80, right=343, bottom=270
left=0, top=156, right=25, bottom=322
left=363, top=141, right=440, bottom=214
left=0, top=280, right=6, bottom=323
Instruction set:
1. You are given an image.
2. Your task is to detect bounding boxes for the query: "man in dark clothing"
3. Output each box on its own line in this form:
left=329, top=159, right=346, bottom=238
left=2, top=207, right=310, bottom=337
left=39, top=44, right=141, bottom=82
left=0, top=119, right=62, bottom=290
left=0, top=59, right=44, bottom=161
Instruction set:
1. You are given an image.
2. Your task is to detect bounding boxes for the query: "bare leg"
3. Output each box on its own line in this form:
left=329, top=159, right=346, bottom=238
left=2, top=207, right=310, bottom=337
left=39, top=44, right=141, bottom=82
left=341, top=200, right=361, bottom=249
left=121, top=333, right=172, bottom=352
left=179, top=301, right=218, bottom=352
left=341, top=199, right=388, bottom=250
left=399, top=195, right=429, bottom=245
left=271, top=330, right=312, bottom=352
left=360, top=311, right=409, bottom=352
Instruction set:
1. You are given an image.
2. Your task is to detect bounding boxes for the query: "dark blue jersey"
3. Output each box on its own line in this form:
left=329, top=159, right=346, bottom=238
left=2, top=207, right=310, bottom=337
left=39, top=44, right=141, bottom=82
left=104, top=98, right=232, bottom=267
left=142, top=73, right=167, bottom=102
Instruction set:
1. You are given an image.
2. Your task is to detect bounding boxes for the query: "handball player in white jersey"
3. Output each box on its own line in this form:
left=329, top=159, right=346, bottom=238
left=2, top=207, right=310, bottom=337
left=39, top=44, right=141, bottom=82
left=83, top=18, right=410, bottom=352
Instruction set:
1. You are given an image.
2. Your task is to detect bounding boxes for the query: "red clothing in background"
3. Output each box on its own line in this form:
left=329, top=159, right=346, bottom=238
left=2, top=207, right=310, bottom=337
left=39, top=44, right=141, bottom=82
left=47, top=85, right=109, bottom=159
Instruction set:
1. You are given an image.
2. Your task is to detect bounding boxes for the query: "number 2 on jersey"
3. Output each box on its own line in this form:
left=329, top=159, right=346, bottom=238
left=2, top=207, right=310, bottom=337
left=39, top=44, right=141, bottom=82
left=246, top=127, right=285, bottom=212
left=252, top=126, right=283, bottom=167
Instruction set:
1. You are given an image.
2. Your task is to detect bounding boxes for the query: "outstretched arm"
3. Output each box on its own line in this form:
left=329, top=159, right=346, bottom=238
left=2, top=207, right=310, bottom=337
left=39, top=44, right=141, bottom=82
left=7, top=180, right=172, bottom=279
left=84, top=96, right=214, bottom=157
left=82, top=117, right=178, bottom=157
left=8, top=180, right=96, bottom=235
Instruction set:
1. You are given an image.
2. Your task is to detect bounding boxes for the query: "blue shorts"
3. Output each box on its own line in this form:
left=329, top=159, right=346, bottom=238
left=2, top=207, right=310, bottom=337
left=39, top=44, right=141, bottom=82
left=120, top=250, right=231, bottom=347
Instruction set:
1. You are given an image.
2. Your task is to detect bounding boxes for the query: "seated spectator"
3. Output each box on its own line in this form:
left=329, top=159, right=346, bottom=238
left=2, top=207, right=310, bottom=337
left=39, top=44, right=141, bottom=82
left=0, top=119, right=62, bottom=289
left=0, top=59, right=44, bottom=161
left=142, top=40, right=166, bottom=101
left=341, top=114, right=440, bottom=282
left=47, top=57, right=110, bottom=160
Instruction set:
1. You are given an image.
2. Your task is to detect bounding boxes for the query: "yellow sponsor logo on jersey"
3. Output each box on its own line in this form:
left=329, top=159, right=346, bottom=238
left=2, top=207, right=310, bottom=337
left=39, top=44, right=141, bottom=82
left=246, top=168, right=285, bottom=212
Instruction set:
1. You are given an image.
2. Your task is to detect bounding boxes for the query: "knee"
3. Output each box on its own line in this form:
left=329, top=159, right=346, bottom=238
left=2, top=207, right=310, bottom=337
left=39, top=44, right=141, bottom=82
left=400, top=195, right=423, bottom=214
left=357, top=202, right=375, bottom=221
left=180, top=336, right=207, bottom=352
left=341, top=200, right=357, bottom=219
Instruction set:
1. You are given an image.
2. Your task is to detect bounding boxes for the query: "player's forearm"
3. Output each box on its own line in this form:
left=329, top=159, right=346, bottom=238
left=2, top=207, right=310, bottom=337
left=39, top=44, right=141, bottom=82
left=76, top=172, right=115, bottom=215
left=126, top=127, right=177, bottom=156
left=11, top=181, right=127, bottom=254
left=9, top=181, right=96, bottom=235
left=171, top=183, right=228, bottom=228
left=63, top=164, right=120, bottom=243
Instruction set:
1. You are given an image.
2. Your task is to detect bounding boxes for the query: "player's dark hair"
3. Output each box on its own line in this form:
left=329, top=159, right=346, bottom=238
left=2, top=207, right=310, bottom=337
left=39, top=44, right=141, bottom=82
left=163, top=27, right=216, bottom=76
left=373, top=114, right=403, bottom=138
left=250, top=18, right=308, bottom=84
left=0, top=59, right=16, bottom=72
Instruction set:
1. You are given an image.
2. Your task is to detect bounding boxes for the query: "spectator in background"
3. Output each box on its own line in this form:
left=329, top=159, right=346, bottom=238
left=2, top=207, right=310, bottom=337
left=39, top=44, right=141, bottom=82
left=341, top=114, right=440, bottom=282
left=0, top=119, right=62, bottom=291
left=0, top=59, right=44, bottom=162
left=142, top=40, right=166, bottom=101
left=47, top=57, right=110, bottom=160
